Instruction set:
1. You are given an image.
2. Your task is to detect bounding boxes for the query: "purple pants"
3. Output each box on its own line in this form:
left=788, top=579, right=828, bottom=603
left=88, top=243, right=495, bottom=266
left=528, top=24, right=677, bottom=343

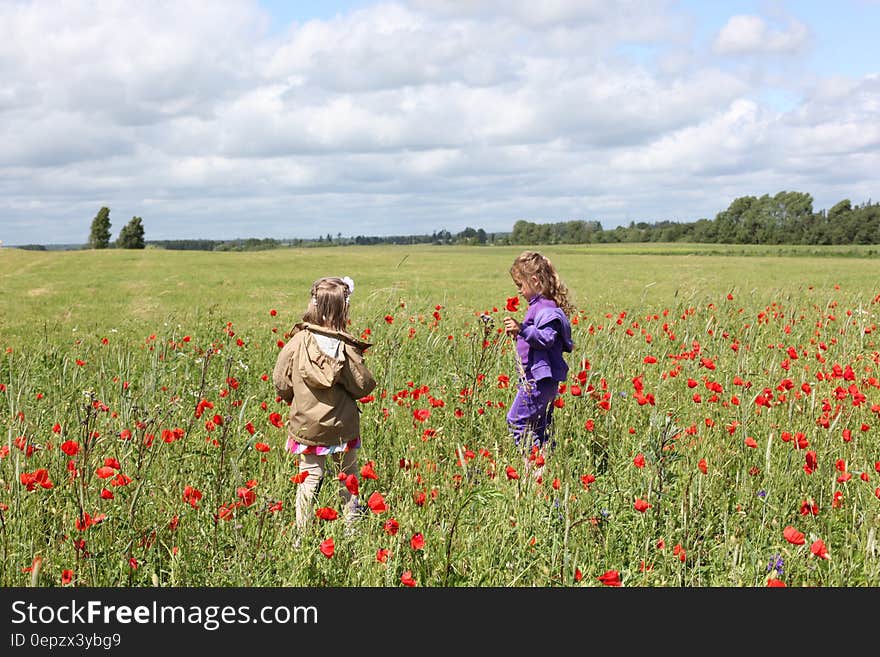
left=506, top=377, right=559, bottom=450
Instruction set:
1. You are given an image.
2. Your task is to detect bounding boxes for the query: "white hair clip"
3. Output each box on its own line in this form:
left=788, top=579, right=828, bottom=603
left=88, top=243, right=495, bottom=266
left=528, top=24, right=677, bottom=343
left=342, top=276, right=354, bottom=296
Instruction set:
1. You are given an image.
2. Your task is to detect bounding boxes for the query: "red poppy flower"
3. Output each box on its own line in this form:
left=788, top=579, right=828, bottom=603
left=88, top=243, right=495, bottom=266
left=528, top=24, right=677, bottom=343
left=60, top=440, right=80, bottom=456
left=783, top=526, right=805, bottom=545
left=236, top=487, right=256, bottom=506
left=95, top=466, right=115, bottom=479
left=744, top=436, right=758, bottom=448
left=633, top=453, right=645, bottom=468
left=698, top=458, right=707, bottom=474
left=803, top=450, right=818, bottom=475
left=400, top=570, right=417, bottom=587
left=376, top=548, right=390, bottom=563
left=810, top=539, right=830, bottom=560
left=506, top=465, right=519, bottom=480
left=766, top=578, right=786, bottom=587
left=268, top=412, right=284, bottom=428
left=320, top=537, right=334, bottom=558
left=413, top=408, right=430, bottom=422
left=598, top=570, right=621, bottom=587
left=367, top=491, right=387, bottom=513
left=61, top=569, right=74, bottom=586
left=343, top=473, right=359, bottom=496
left=360, top=461, right=379, bottom=480
left=182, top=485, right=202, bottom=508
left=506, top=297, right=519, bottom=312
left=315, top=507, right=338, bottom=521
left=383, top=518, right=399, bottom=536
left=410, top=533, right=426, bottom=550
left=290, top=471, right=308, bottom=484
left=254, top=442, right=270, bottom=452
left=799, top=499, right=819, bottom=516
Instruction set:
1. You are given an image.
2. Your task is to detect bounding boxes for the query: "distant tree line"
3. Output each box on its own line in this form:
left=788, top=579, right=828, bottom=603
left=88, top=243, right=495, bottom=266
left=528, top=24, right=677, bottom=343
left=13, top=191, right=876, bottom=252
left=508, top=192, right=880, bottom=245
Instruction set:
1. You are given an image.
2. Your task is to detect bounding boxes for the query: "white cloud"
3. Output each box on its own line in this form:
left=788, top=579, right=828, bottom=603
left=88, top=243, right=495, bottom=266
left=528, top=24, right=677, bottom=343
left=713, top=14, right=810, bottom=55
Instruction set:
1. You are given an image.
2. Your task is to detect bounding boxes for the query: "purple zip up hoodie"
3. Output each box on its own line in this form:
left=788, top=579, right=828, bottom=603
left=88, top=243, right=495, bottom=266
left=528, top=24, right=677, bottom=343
left=515, top=295, right=573, bottom=382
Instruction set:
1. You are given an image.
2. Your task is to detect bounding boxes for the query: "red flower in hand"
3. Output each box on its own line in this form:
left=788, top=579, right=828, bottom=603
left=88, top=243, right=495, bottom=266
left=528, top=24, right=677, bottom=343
left=506, top=296, right=519, bottom=312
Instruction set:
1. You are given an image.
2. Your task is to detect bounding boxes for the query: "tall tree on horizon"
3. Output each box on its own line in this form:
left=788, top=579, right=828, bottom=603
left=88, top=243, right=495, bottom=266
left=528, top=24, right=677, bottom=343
left=116, top=216, right=145, bottom=249
left=88, top=207, right=112, bottom=249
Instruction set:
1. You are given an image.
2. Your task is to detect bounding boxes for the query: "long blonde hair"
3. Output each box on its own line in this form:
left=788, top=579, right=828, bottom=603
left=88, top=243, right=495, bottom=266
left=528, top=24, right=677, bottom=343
left=510, top=251, right=575, bottom=316
left=301, top=277, right=351, bottom=331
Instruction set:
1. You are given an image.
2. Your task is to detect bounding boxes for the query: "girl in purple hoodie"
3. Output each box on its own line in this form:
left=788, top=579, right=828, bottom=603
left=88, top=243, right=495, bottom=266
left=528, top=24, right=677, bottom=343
left=503, top=251, right=575, bottom=476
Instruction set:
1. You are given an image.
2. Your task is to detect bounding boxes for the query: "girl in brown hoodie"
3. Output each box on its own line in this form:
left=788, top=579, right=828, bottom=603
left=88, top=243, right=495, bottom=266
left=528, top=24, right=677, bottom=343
left=273, top=276, right=377, bottom=533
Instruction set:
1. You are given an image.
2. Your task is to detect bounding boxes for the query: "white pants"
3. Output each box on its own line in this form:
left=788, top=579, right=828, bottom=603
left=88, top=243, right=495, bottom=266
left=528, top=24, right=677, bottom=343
left=295, top=449, right=360, bottom=531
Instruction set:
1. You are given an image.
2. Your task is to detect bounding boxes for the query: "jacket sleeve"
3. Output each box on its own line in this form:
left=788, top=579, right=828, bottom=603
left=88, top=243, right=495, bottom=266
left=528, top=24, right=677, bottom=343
left=519, top=319, right=561, bottom=350
left=272, top=342, right=296, bottom=404
left=339, top=343, right=377, bottom=399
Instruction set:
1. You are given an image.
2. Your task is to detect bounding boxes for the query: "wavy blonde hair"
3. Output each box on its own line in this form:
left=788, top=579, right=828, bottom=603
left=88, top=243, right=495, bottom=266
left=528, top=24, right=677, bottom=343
left=301, top=277, right=351, bottom=331
left=509, top=251, right=575, bottom=316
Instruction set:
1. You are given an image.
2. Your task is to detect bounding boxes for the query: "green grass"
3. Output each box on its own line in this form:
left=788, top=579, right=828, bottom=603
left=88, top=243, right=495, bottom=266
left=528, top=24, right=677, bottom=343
left=1, top=244, right=879, bottom=587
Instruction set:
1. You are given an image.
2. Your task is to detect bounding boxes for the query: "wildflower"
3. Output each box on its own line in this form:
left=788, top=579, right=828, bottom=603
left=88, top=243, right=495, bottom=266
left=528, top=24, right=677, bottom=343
left=268, top=412, right=284, bottom=428
left=506, top=465, right=519, bottom=480
left=376, top=549, right=391, bottom=563
left=410, top=533, right=426, bottom=551
left=783, top=526, right=805, bottom=546
left=767, top=554, right=784, bottom=576
left=698, top=458, right=707, bottom=474
left=383, top=518, right=399, bottom=536
left=360, top=461, right=379, bottom=480
left=182, top=485, right=202, bottom=509
left=633, top=453, right=645, bottom=468
left=236, top=487, right=256, bottom=507
left=400, top=571, right=417, bottom=587
left=320, top=537, right=334, bottom=558
left=315, top=507, right=338, bottom=521
left=803, top=451, right=817, bottom=475
left=597, top=570, right=621, bottom=587
left=61, top=569, right=74, bottom=586
left=506, top=296, right=519, bottom=312
left=810, top=539, right=830, bottom=560
left=95, top=466, right=115, bottom=479
left=61, top=440, right=80, bottom=456
left=766, top=578, right=786, bottom=587
left=254, top=442, right=270, bottom=452
left=367, top=491, right=387, bottom=513
left=634, top=498, right=652, bottom=513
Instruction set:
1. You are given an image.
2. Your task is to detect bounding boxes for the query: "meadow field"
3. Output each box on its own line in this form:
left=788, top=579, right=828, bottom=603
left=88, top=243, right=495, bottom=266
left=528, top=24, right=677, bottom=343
left=1, top=243, right=879, bottom=587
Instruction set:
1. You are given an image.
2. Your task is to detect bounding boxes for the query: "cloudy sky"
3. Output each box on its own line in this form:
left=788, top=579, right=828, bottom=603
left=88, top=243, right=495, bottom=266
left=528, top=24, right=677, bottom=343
left=1, top=0, right=878, bottom=245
